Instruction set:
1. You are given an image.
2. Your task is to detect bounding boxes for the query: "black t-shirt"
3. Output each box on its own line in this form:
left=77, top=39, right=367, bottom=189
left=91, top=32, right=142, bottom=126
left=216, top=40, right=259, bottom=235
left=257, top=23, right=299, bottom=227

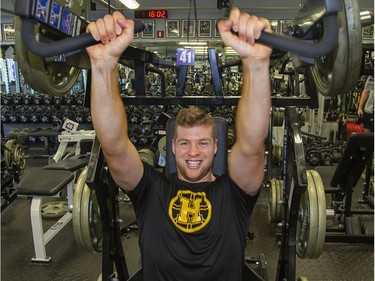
left=128, top=163, right=259, bottom=281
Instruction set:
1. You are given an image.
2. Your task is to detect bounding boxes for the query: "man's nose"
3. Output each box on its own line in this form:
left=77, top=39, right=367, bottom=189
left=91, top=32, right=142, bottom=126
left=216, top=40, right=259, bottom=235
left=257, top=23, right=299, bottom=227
left=188, top=142, right=200, bottom=156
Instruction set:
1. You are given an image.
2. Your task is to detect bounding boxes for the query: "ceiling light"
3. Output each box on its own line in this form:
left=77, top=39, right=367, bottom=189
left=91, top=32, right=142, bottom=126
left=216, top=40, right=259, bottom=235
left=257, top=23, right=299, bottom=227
left=119, top=0, right=140, bottom=9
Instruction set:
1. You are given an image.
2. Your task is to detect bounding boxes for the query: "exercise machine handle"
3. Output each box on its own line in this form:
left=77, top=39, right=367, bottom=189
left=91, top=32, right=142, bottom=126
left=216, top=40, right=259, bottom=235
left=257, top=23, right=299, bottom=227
left=20, top=18, right=145, bottom=57
left=19, top=12, right=337, bottom=59
left=257, top=16, right=337, bottom=58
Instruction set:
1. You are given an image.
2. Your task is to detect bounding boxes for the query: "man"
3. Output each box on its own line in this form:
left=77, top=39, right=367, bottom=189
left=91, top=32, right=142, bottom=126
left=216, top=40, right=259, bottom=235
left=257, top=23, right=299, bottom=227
left=358, top=75, right=374, bottom=132
left=86, top=7, right=272, bottom=281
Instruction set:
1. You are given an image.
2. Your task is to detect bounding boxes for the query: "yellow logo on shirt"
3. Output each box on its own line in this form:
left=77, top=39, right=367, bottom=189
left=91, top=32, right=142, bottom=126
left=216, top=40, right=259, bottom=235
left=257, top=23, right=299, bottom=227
left=168, top=190, right=211, bottom=233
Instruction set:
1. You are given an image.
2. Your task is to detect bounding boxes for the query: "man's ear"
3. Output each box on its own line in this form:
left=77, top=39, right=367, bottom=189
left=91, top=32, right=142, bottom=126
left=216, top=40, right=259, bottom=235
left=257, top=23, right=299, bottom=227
left=214, top=138, right=218, bottom=155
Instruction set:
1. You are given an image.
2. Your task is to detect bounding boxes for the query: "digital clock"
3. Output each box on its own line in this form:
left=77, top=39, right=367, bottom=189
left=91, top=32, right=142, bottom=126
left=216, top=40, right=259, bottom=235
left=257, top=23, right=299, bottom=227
left=134, top=10, right=168, bottom=19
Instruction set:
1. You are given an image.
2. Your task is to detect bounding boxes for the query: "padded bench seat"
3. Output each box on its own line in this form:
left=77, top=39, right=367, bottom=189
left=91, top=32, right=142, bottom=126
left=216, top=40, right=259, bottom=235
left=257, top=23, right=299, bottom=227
left=29, top=128, right=59, bottom=138
left=44, top=154, right=90, bottom=171
left=17, top=170, right=74, bottom=196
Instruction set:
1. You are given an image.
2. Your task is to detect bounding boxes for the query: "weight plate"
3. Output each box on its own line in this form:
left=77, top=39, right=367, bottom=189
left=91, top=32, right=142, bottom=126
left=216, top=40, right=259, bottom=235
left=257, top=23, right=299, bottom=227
left=81, top=183, right=103, bottom=253
left=275, top=179, right=281, bottom=222
left=296, top=170, right=319, bottom=259
left=4, top=139, right=26, bottom=175
left=158, top=136, right=167, bottom=157
left=309, top=170, right=326, bottom=259
left=4, top=139, right=17, bottom=169
left=138, top=149, right=156, bottom=166
left=14, top=17, right=81, bottom=96
left=311, top=0, right=362, bottom=97
left=72, top=166, right=87, bottom=249
left=268, top=179, right=277, bottom=223
left=276, top=179, right=284, bottom=221
left=41, top=201, right=68, bottom=218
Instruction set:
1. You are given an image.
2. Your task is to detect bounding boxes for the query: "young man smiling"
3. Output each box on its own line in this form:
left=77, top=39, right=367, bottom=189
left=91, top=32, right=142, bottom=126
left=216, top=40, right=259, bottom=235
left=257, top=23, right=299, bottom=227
left=86, top=7, right=272, bottom=281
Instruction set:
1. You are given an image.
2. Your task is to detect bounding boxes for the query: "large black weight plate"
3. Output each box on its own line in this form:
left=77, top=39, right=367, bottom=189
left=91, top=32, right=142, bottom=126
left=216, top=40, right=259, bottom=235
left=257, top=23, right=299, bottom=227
left=14, top=16, right=81, bottom=96
left=311, top=0, right=362, bottom=97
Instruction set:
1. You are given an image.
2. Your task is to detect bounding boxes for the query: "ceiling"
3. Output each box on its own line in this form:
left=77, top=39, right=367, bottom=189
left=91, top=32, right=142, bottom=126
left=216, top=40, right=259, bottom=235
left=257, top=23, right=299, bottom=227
left=1, top=0, right=374, bottom=58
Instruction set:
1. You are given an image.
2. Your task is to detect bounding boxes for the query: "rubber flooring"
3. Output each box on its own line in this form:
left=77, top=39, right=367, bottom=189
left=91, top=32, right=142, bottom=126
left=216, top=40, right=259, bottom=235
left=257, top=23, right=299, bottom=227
left=1, top=163, right=374, bottom=281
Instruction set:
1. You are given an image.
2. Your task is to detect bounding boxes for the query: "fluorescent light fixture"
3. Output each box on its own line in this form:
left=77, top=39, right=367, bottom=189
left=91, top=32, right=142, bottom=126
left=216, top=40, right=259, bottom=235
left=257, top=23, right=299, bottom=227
left=178, top=42, right=207, bottom=46
left=119, top=0, right=140, bottom=9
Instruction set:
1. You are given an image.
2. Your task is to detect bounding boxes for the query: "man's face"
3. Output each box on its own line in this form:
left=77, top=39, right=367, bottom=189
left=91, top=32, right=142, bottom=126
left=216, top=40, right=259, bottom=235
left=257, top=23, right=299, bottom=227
left=172, top=124, right=217, bottom=183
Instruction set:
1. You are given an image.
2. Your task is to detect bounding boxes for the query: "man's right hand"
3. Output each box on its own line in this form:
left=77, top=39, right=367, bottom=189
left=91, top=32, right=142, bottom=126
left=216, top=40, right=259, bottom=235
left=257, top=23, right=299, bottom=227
left=86, top=11, right=134, bottom=65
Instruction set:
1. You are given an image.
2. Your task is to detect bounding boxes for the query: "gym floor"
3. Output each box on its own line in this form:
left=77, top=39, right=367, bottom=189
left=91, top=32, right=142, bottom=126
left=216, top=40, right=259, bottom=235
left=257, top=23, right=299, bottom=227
left=1, top=159, right=374, bottom=281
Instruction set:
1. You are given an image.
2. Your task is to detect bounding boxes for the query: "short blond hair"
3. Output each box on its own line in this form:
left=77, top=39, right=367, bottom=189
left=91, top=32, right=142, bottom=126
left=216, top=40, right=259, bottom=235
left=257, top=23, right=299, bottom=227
left=174, top=107, right=217, bottom=139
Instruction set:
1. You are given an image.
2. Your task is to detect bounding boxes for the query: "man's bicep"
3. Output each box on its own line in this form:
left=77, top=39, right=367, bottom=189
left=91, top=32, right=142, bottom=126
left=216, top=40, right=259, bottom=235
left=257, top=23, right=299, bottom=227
left=104, top=140, right=144, bottom=192
left=228, top=144, right=264, bottom=196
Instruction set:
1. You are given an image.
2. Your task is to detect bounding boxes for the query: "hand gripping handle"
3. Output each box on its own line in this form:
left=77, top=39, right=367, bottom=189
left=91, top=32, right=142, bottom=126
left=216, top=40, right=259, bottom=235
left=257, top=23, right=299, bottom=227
left=20, top=19, right=145, bottom=57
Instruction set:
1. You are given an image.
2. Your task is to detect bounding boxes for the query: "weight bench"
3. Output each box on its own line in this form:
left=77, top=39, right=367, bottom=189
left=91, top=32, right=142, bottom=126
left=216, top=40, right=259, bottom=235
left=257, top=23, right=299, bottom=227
left=315, top=132, right=374, bottom=243
left=16, top=154, right=90, bottom=262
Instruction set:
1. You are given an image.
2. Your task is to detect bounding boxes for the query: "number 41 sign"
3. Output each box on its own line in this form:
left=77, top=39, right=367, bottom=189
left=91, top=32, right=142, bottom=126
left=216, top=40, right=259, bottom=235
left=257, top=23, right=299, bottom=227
left=176, top=48, right=195, bottom=66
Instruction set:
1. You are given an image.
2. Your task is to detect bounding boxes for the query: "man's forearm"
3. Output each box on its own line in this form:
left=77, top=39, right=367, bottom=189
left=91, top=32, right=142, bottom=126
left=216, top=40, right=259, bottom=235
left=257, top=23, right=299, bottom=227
left=90, top=63, right=129, bottom=155
left=236, top=59, right=271, bottom=153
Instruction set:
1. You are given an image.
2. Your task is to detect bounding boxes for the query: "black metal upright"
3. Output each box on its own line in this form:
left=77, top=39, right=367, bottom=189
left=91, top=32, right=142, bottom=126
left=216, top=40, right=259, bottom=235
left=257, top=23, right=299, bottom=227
left=86, top=137, right=130, bottom=281
left=276, top=106, right=308, bottom=281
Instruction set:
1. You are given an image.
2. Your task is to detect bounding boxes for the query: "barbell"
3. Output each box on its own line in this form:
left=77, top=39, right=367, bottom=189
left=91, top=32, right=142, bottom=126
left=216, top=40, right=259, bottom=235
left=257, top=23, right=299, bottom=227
left=13, top=0, right=362, bottom=98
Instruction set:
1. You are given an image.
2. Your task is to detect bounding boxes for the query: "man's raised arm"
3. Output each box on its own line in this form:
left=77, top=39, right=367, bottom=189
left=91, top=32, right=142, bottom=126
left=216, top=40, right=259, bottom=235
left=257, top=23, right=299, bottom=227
left=218, top=7, right=272, bottom=195
left=86, top=12, right=143, bottom=192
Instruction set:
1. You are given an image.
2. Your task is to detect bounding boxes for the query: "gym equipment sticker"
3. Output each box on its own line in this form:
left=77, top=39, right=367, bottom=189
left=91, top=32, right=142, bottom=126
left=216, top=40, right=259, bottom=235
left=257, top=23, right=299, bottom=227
left=176, top=48, right=195, bottom=66
left=169, top=190, right=211, bottom=233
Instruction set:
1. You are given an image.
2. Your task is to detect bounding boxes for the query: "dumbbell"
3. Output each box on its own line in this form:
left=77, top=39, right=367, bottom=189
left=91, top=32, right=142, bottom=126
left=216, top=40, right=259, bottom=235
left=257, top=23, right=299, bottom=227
left=224, top=107, right=235, bottom=125
left=17, top=128, right=33, bottom=144
left=227, top=127, right=236, bottom=147
left=83, top=108, right=92, bottom=123
left=75, top=92, right=85, bottom=106
left=61, top=108, right=74, bottom=121
left=8, top=110, right=20, bottom=123
left=29, top=106, right=47, bottom=123
left=319, top=148, right=333, bottom=166
left=331, top=146, right=342, bottom=163
left=53, top=96, right=63, bottom=106
left=305, top=148, right=321, bottom=166
left=141, top=108, right=154, bottom=122
left=43, top=94, right=53, bottom=105
left=8, top=128, right=22, bottom=140
left=1, top=106, right=11, bottom=123
left=74, top=108, right=85, bottom=123
left=19, top=109, right=32, bottom=123
left=129, top=107, right=142, bottom=124
left=2, top=93, right=13, bottom=105
left=32, top=94, right=43, bottom=105
left=64, top=94, right=76, bottom=105
left=12, top=94, right=24, bottom=105
left=212, top=107, right=223, bottom=118
left=23, top=93, right=34, bottom=105
left=129, top=127, right=142, bottom=145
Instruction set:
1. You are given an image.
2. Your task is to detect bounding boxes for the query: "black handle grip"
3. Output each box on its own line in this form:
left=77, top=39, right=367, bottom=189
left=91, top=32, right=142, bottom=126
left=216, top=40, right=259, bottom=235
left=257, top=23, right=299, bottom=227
left=21, top=14, right=337, bottom=59
left=256, top=15, right=337, bottom=58
left=21, top=19, right=145, bottom=57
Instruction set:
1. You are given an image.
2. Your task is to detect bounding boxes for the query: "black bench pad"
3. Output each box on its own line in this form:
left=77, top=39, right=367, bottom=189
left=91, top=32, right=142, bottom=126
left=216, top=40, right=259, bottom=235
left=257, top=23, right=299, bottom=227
left=17, top=170, right=74, bottom=196
left=29, top=129, right=59, bottom=138
left=44, top=154, right=90, bottom=171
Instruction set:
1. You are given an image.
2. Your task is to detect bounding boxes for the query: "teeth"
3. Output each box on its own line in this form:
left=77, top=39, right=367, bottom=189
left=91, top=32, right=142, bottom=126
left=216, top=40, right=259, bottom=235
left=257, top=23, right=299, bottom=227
left=187, top=161, right=200, bottom=166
